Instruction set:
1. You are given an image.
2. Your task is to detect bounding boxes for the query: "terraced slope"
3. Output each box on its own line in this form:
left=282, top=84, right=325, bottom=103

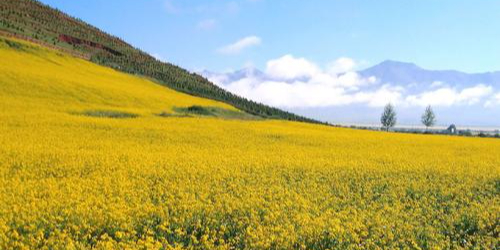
left=0, top=0, right=318, bottom=123
left=0, top=37, right=499, bottom=249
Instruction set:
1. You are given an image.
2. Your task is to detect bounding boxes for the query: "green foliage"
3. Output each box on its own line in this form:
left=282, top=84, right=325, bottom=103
left=459, top=130, right=473, bottom=137
left=80, top=110, right=139, bottom=119
left=172, top=106, right=260, bottom=120
left=421, top=105, right=436, bottom=129
left=157, top=112, right=190, bottom=118
left=452, top=214, right=480, bottom=247
left=0, top=37, right=25, bottom=51
left=380, top=103, right=397, bottom=131
left=0, top=0, right=319, bottom=123
left=5, top=39, right=23, bottom=49
left=176, top=105, right=214, bottom=116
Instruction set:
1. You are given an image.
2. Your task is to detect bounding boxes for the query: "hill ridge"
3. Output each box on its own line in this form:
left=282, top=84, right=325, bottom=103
left=0, top=0, right=318, bottom=123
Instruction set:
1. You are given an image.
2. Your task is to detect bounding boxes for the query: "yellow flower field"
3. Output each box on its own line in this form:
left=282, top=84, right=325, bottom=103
left=0, top=37, right=499, bottom=249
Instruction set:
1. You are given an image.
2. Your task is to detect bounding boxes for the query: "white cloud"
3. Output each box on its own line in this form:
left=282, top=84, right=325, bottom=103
left=197, top=19, right=217, bottom=30
left=485, top=92, right=500, bottom=107
left=460, top=85, right=494, bottom=104
left=204, top=55, right=496, bottom=110
left=327, top=57, right=357, bottom=74
left=217, top=36, right=261, bottom=55
left=354, top=85, right=405, bottom=107
left=406, top=84, right=493, bottom=107
left=265, top=55, right=320, bottom=80
left=206, top=55, right=399, bottom=108
left=218, top=77, right=400, bottom=108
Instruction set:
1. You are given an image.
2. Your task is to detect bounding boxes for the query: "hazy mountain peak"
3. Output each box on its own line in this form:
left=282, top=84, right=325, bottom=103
left=235, top=67, right=265, bottom=78
left=359, top=60, right=500, bottom=87
left=361, top=60, right=423, bottom=76
left=377, top=60, right=420, bottom=69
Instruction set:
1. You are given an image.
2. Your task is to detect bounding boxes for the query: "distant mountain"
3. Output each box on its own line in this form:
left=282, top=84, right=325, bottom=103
left=205, top=60, right=500, bottom=88
left=359, top=60, right=500, bottom=88
left=201, top=61, right=500, bottom=127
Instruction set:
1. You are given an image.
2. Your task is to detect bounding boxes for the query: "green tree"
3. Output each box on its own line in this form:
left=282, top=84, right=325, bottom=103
left=381, top=103, right=397, bottom=131
left=421, top=105, right=436, bottom=131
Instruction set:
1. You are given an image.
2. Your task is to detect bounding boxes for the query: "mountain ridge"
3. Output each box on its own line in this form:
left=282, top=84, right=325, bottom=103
left=358, top=60, right=500, bottom=87
left=203, top=60, right=500, bottom=87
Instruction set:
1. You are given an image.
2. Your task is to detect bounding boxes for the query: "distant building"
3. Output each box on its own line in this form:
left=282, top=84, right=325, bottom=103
left=447, top=124, right=457, bottom=134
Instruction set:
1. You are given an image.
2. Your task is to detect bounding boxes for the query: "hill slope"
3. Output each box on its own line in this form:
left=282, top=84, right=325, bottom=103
left=0, top=36, right=499, bottom=249
left=0, top=37, right=245, bottom=120
left=0, top=0, right=317, bottom=123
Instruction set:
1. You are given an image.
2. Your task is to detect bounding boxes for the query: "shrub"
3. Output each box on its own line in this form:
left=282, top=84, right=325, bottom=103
left=81, top=110, right=138, bottom=119
left=5, top=39, right=23, bottom=49
left=459, top=130, right=473, bottom=137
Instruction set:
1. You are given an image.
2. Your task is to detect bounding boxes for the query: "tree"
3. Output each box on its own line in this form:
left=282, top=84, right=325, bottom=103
left=421, top=105, right=436, bottom=131
left=381, top=103, right=397, bottom=131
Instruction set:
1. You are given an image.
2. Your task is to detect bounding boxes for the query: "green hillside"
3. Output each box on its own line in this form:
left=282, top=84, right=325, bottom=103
left=0, top=0, right=318, bottom=123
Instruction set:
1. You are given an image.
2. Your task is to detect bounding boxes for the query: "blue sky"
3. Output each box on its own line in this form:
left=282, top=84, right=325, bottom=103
left=39, top=0, right=500, bottom=73
left=37, top=0, right=500, bottom=126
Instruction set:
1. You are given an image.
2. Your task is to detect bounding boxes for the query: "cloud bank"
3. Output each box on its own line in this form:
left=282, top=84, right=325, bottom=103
left=485, top=92, right=500, bottom=107
left=406, top=85, right=493, bottom=107
left=265, top=55, right=320, bottom=80
left=203, top=55, right=498, bottom=109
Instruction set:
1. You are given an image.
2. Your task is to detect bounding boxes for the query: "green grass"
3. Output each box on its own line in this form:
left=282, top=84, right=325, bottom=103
left=1, top=38, right=29, bottom=52
left=79, top=110, right=139, bottom=119
left=156, top=112, right=191, bottom=118
left=172, top=105, right=261, bottom=120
